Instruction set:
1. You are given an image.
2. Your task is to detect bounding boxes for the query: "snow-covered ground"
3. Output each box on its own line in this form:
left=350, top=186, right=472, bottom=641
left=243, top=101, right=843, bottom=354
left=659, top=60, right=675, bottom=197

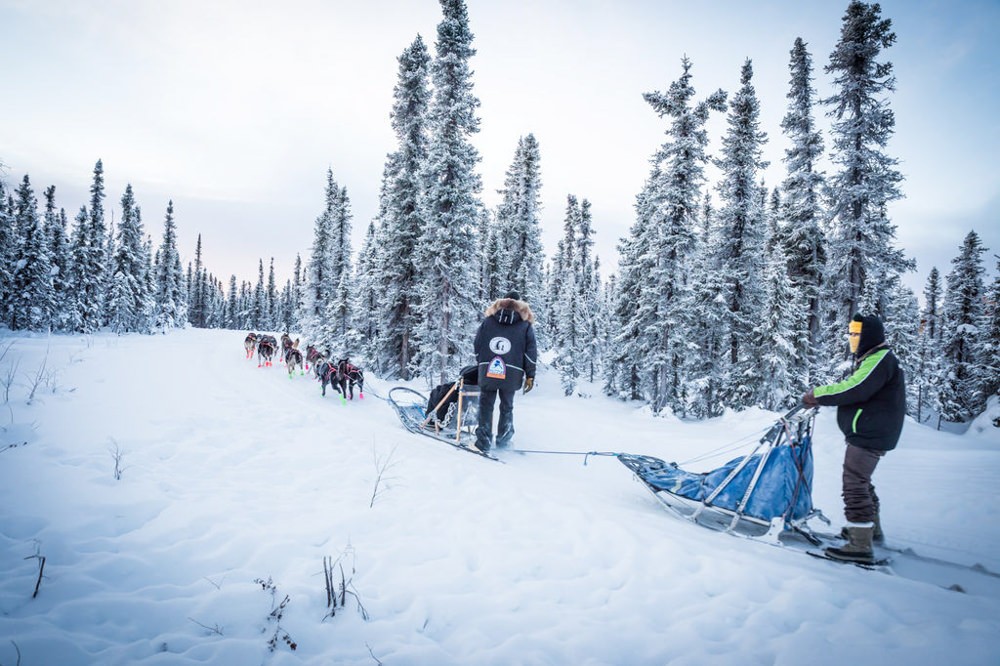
left=1, top=328, right=998, bottom=665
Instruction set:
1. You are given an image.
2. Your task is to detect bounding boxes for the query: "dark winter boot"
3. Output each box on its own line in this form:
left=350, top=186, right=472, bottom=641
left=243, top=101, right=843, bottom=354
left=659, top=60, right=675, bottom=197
left=826, top=523, right=875, bottom=563
left=841, top=514, right=884, bottom=544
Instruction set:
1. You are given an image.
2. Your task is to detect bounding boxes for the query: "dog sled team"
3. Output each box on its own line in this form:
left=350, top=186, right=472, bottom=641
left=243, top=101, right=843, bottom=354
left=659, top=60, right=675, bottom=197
left=243, top=331, right=364, bottom=402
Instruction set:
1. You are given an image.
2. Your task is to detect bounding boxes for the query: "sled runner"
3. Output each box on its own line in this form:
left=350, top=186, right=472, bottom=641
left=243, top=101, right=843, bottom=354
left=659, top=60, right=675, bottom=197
left=618, top=405, right=829, bottom=544
left=387, top=372, right=499, bottom=462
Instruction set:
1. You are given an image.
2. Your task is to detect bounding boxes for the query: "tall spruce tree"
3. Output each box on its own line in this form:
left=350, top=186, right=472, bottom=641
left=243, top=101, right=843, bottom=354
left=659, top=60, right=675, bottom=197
left=979, top=256, right=1000, bottom=402
left=108, top=184, right=148, bottom=333
left=189, top=234, right=206, bottom=327
left=938, top=231, right=988, bottom=422
left=618, top=57, right=726, bottom=413
left=226, top=275, right=239, bottom=329
left=251, top=259, right=266, bottom=331
left=714, top=60, right=769, bottom=409
left=373, top=35, right=431, bottom=379
left=494, top=134, right=545, bottom=305
left=823, top=1, right=911, bottom=332
left=354, top=220, right=380, bottom=362
left=415, top=0, right=484, bottom=384
left=756, top=205, right=800, bottom=410
left=267, top=257, right=278, bottom=331
left=87, top=160, right=109, bottom=326
left=0, top=181, right=13, bottom=325
left=43, top=187, right=73, bottom=331
left=685, top=197, right=728, bottom=418
left=153, top=200, right=186, bottom=330
left=553, top=195, right=581, bottom=395
left=9, top=175, right=54, bottom=330
left=912, top=267, right=944, bottom=423
left=780, top=37, right=827, bottom=387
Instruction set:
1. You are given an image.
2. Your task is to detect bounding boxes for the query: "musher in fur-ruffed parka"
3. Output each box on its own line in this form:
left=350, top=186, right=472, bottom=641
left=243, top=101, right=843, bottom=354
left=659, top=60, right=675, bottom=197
left=474, top=296, right=538, bottom=391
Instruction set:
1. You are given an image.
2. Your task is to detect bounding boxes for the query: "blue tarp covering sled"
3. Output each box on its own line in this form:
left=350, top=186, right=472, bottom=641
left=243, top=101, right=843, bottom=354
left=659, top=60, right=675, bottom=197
left=619, top=406, right=825, bottom=538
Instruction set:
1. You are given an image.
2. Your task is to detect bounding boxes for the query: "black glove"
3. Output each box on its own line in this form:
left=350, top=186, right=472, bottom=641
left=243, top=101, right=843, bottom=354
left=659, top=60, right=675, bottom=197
left=802, top=390, right=819, bottom=408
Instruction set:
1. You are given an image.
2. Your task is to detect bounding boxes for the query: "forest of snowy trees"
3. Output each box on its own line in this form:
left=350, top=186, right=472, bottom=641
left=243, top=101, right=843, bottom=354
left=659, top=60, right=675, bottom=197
left=1, top=0, right=997, bottom=427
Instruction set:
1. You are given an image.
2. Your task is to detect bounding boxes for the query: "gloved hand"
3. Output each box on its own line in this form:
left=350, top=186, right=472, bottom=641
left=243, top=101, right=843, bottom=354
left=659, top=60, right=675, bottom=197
left=802, top=390, right=818, bottom=408
left=523, top=376, right=535, bottom=394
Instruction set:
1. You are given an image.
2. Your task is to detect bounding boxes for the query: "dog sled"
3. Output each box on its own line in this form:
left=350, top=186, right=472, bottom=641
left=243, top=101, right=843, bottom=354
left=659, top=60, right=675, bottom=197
left=388, top=366, right=499, bottom=461
left=618, top=405, right=830, bottom=544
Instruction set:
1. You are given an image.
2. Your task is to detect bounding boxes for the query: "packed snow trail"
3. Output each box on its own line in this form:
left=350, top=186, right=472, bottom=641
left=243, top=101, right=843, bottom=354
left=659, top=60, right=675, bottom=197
left=1, top=328, right=999, bottom=665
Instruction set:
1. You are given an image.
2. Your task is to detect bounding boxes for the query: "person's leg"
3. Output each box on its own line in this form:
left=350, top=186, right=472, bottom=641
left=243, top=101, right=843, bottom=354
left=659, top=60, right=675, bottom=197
left=475, top=388, right=497, bottom=452
left=495, top=388, right=515, bottom=448
left=842, top=444, right=884, bottom=524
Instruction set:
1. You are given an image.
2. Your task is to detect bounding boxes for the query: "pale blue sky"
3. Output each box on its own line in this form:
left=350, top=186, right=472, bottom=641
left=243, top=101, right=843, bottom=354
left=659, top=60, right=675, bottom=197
left=2, top=0, right=998, bottom=296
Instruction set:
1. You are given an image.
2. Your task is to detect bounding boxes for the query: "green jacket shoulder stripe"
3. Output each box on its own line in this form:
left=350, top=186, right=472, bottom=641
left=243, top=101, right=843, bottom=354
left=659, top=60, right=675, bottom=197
left=814, top=349, right=890, bottom=399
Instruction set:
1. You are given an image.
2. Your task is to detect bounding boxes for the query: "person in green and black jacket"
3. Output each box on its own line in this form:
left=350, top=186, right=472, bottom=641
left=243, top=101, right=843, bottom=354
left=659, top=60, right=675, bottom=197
left=803, top=313, right=906, bottom=563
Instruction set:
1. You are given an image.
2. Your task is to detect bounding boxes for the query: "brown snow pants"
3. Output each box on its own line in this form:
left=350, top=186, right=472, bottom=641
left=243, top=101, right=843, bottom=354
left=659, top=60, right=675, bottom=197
left=842, top=444, right=885, bottom=524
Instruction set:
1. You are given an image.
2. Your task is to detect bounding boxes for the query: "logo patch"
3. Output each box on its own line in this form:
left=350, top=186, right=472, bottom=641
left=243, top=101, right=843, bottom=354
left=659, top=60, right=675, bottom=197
left=489, top=336, right=511, bottom=355
left=486, top=356, right=507, bottom=379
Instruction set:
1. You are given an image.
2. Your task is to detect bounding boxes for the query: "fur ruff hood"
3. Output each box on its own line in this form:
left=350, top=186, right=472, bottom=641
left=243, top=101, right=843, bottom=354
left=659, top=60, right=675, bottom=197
left=484, top=298, right=535, bottom=324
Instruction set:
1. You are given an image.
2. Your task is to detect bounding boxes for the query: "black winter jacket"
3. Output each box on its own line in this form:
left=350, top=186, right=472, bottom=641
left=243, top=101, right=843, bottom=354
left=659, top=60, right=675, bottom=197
left=474, top=298, right=538, bottom=392
left=813, top=344, right=906, bottom=452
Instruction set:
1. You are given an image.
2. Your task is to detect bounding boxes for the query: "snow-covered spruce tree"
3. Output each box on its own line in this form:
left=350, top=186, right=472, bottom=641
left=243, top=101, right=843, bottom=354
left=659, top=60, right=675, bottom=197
left=238, top=280, right=253, bottom=329
left=910, top=267, right=944, bottom=423
left=822, top=1, right=911, bottom=337
left=292, top=254, right=303, bottom=330
left=585, top=255, right=606, bottom=385
left=780, top=37, right=827, bottom=387
left=415, top=0, right=484, bottom=385
left=140, top=232, right=156, bottom=331
left=276, top=280, right=294, bottom=333
left=494, top=134, right=545, bottom=307
left=225, top=275, right=239, bottom=329
left=87, top=159, right=109, bottom=327
left=575, top=199, right=600, bottom=385
left=554, top=195, right=581, bottom=395
left=267, top=257, right=278, bottom=331
left=938, top=231, right=988, bottom=422
left=302, top=172, right=353, bottom=354
left=108, top=184, right=149, bottom=334
left=554, top=197, right=601, bottom=391
left=321, top=185, right=354, bottom=354
left=153, top=200, right=187, bottom=331
left=188, top=234, right=206, bottom=328
left=9, top=175, right=54, bottom=330
left=0, top=181, right=13, bottom=324
left=372, top=36, right=431, bottom=380
left=481, top=210, right=506, bottom=304
left=43, top=187, right=73, bottom=331
left=250, top=259, right=266, bottom=331
left=755, top=203, right=801, bottom=410
left=685, top=197, right=729, bottom=418
left=714, top=59, right=769, bottom=410
left=301, top=171, right=336, bottom=346
left=979, top=256, right=1000, bottom=402
left=612, top=57, right=726, bottom=414
left=353, top=220, right=380, bottom=362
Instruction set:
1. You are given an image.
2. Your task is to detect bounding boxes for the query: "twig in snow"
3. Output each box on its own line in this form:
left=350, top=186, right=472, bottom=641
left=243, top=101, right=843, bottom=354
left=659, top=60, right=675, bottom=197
left=24, top=543, right=46, bottom=599
left=366, top=643, right=383, bottom=665
left=24, top=349, right=50, bottom=405
left=187, top=617, right=224, bottom=636
left=2, top=359, right=19, bottom=404
left=109, top=439, right=126, bottom=481
left=369, top=442, right=400, bottom=508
